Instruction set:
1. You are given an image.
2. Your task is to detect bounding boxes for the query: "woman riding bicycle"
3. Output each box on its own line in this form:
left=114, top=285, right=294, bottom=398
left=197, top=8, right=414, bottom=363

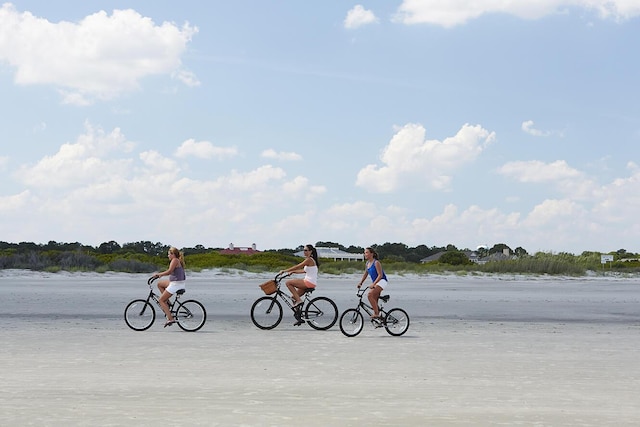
left=280, top=244, right=320, bottom=308
left=153, top=246, right=186, bottom=328
left=357, top=247, right=388, bottom=320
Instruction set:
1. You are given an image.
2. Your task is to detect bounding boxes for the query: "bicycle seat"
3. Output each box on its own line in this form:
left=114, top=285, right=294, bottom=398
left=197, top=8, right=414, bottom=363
left=380, top=295, right=390, bottom=303
left=176, top=289, right=186, bottom=295
left=302, top=288, right=315, bottom=295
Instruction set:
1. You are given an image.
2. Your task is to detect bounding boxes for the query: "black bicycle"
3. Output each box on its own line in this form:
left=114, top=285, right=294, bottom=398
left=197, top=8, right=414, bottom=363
left=339, top=287, right=409, bottom=337
left=250, top=272, right=338, bottom=330
left=124, top=276, right=207, bottom=332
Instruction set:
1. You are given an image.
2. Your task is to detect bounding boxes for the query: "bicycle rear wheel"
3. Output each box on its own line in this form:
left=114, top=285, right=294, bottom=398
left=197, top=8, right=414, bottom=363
left=384, top=308, right=410, bottom=336
left=175, top=300, right=207, bottom=332
left=339, top=308, right=363, bottom=337
left=305, top=296, right=338, bottom=330
left=250, top=296, right=283, bottom=330
left=124, top=299, right=155, bottom=331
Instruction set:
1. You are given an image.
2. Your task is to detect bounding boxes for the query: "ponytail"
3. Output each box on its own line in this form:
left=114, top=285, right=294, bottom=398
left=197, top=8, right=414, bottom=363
left=306, top=244, right=320, bottom=267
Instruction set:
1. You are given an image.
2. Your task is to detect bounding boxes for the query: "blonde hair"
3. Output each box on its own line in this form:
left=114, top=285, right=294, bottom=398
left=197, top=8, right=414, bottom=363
left=169, top=247, right=186, bottom=268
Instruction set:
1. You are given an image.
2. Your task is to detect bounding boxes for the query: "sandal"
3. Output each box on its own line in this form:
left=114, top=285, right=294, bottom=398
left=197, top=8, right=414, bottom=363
left=164, top=320, right=176, bottom=328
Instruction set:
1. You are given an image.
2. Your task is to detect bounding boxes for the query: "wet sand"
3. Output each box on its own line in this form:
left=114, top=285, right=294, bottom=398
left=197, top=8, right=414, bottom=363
left=1, top=271, right=639, bottom=426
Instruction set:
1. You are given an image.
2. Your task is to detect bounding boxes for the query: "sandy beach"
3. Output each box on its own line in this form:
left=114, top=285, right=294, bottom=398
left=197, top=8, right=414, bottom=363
left=1, top=270, right=639, bottom=426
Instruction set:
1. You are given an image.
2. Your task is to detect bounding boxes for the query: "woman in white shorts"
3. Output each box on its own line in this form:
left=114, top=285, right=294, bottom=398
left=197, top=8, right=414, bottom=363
left=153, top=247, right=186, bottom=327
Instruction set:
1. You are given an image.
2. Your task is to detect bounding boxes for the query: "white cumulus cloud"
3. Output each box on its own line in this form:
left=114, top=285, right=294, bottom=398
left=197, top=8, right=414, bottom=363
left=522, top=120, right=552, bottom=137
left=2, top=123, right=327, bottom=247
left=392, top=0, right=640, bottom=27
left=344, top=5, right=378, bottom=29
left=0, top=4, right=199, bottom=105
left=497, top=159, right=598, bottom=199
left=356, top=123, right=495, bottom=193
left=175, top=139, right=238, bottom=159
left=497, top=160, right=582, bottom=183
left=15, top=122, right=135, bottom=188
left=0, top=190, right=31, bottom=212
left=261, top=149, right=302, bottom=161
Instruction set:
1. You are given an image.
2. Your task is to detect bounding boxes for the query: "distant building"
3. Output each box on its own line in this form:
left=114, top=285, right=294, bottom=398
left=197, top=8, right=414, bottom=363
left=294, top=246, right=364, bottom=262
left=420, top=251, right=481, bottom=263
left=219, top=243, right=260, bottom=255
left=420, top=249, right=513, bottom=264
left=420, top=251, right=446, bottom=263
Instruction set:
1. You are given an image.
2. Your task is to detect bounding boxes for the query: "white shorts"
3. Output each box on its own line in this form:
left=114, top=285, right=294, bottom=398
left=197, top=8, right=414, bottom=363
left=375, top=279, right=388, bottom=289
left=166, top=281, right=186, bottom=294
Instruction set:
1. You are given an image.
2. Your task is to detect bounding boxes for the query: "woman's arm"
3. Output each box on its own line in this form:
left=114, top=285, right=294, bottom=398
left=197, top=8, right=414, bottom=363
left=357, top=270, right=368, bottom=288
left=281, top=257, right=311, bottom=274
left=157, top=258, right=179, bottom=277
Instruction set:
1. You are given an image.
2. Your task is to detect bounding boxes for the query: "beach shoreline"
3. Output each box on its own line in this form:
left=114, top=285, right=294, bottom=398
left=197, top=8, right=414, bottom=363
left=2, top=273, right=639, bottom=426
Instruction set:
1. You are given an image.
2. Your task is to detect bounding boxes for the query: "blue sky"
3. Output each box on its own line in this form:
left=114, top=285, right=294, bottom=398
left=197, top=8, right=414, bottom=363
left=1, top=1, right=639, bottom=254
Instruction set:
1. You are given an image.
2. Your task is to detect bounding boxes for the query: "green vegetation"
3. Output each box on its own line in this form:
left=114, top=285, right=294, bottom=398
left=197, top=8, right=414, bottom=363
left=1, top=240, right=638, bottom=276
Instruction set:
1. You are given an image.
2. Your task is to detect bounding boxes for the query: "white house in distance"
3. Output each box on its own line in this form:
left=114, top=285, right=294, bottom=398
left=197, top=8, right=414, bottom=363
left=294, top=247, right=364, bottom=262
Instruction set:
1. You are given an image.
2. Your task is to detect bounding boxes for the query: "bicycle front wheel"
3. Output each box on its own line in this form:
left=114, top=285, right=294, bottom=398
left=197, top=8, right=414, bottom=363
left=339, top=308, right=363, bottom=337
left=124, top=299, right=155, bottom=331
left=305, top=296, right=338, bottom=330
left=384, top=308, right=410, bottom=336
left=250, top=296, right=283, bottom=330
left=175, top=300, right=207, bottom=332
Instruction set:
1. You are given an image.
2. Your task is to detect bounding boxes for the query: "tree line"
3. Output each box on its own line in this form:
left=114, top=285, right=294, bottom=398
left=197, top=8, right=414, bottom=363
left=0, top=239, right=517, bottom=261
left=1, top=239, right=638, bottom=274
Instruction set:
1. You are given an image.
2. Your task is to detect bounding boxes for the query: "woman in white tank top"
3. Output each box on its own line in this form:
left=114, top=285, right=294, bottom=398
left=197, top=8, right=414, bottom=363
left=280, top=244, right=320, bottom=309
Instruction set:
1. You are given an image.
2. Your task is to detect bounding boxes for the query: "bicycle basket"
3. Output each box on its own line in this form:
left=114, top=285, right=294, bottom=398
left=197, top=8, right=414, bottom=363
left=259, top=280, right=277, bottom=295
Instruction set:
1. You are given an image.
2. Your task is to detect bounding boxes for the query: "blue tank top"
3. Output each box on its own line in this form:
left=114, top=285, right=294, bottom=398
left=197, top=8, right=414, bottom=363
left=170, top=265, right=186, bottom=281
left=367, top=260, right=387, bottom=282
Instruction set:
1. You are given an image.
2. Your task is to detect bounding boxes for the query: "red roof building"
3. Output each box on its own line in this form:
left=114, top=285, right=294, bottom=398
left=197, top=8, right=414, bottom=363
left=219, top=243, right=260, bottom=255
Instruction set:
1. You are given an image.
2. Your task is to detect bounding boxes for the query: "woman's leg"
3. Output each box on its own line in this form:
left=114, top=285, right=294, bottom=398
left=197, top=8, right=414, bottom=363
left=157, top=279, right=169, bottom=295
left=368, top=285, right=382, bottom=317
left=286, top=278, right=306, bottom=304
left=159, top=290, right=174, bottom=322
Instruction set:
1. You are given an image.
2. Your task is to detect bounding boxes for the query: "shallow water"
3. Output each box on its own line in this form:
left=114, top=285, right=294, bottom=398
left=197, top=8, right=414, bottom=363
left=2, top=270, right=639, bottom=325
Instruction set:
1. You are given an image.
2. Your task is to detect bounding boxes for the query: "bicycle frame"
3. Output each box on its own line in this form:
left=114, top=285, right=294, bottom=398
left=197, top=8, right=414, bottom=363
left=266, top=272, right=313, bottom=314
left=145, top=276, right=181, bottom=314
left=352, top=287, right=390, bottom=320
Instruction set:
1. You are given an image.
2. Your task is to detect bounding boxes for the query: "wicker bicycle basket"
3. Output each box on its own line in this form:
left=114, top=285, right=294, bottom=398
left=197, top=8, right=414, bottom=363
left=259, top=279, right=277, bottom=295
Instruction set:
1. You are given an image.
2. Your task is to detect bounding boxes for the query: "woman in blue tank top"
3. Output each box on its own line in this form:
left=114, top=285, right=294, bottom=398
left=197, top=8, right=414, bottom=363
left=153, top=246, right=186, bottom=327
left=357, top=247, right=388, bottom=319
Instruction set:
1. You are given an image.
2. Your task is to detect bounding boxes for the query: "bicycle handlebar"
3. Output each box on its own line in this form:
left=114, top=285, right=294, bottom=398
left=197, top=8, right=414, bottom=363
left=356, top=286, right=369, bottom=296
left=356, top=286, right=390, bottom=304
left=147, top=276, right=158, bottom=286
left=275, top=271, right=293, bottom=281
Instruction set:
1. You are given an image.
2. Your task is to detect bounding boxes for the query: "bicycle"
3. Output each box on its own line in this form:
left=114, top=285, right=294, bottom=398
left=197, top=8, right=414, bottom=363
left=339, top=287, right=410, bottom=337
left=250, top=272, right=338, bottom=330
left=124, top=276, right=207, bottom=332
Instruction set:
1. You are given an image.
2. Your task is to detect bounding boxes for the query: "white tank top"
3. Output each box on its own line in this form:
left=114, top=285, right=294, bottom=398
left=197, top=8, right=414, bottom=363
left=303, top=264, right=318, bottom=285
